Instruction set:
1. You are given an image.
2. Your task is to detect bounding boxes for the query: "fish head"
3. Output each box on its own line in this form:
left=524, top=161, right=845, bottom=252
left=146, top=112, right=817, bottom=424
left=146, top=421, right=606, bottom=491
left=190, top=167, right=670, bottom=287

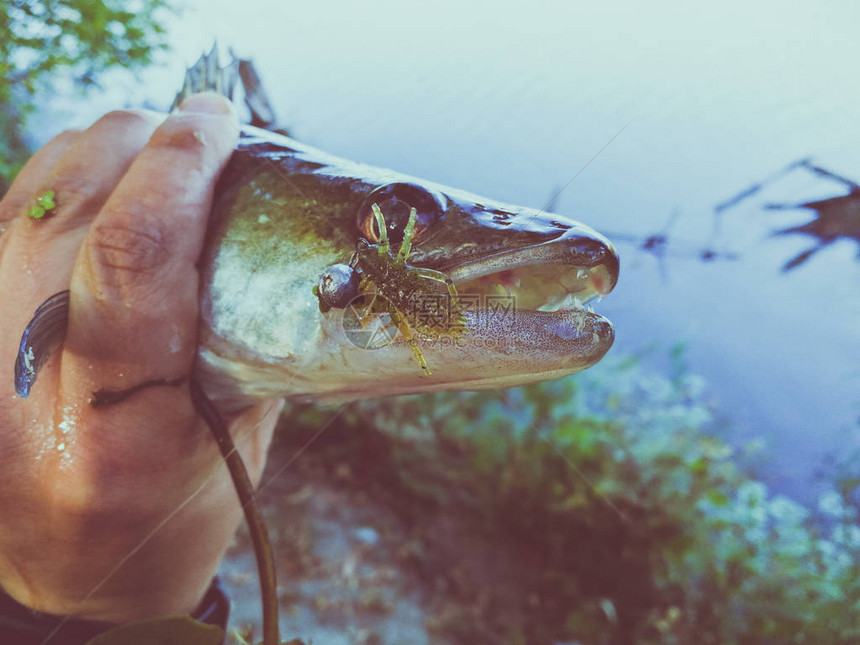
left=198, top=127, right=619, bottom=407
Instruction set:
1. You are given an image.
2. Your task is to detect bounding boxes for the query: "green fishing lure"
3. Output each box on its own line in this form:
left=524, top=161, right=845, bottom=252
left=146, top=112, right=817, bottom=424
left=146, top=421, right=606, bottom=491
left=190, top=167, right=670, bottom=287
left=315, top=203, right=468, bottom=375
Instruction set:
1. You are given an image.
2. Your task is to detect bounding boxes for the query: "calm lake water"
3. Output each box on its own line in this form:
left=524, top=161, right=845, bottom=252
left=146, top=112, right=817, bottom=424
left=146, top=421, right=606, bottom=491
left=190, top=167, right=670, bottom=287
left=35, top=0, right=860, bottom=503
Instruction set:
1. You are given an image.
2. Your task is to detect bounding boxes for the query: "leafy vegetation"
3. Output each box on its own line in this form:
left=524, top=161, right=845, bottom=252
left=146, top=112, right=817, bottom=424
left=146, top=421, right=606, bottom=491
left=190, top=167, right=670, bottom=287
left=282, top=355, right=860, bottom=644
left=0, top=0, right=175, bottom=192
left=86, top=615, right=225, bottom=645
left=84, top=616, right=310, bottom=645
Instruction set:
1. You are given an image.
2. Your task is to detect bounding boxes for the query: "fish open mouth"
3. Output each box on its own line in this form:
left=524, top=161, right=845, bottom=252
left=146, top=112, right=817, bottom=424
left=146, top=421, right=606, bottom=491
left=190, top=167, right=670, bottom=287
left=454, top=261, right=615, bottom=312
left=369, top=229, right=620, bottom=392
left=393, top=230, right=622, bottom=378
left=447, top=233, right=618, bottom=327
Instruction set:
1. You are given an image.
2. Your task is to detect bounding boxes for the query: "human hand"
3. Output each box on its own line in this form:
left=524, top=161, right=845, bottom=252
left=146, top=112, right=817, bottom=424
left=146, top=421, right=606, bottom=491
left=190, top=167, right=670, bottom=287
left=0, top=94, right=282, bottom=623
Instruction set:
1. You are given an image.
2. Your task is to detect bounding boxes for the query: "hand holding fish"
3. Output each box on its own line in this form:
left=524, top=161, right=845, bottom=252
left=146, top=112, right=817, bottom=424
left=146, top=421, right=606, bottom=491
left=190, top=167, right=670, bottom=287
left=0, top=94, right=282, bottom=625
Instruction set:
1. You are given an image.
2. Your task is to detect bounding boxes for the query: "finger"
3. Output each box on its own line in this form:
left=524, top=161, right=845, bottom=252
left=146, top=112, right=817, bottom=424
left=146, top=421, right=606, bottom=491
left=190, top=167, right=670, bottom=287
left=17, top=110, right=165, bottom=232
left=0, top=111, right=165, bottom=297
left=66, top=93, right=239, bottom=389
left=0, top=130, right=81, bottom=379
left=0, top=129, right=81, bottom=225
left=0, top=129, right=80, bottom=262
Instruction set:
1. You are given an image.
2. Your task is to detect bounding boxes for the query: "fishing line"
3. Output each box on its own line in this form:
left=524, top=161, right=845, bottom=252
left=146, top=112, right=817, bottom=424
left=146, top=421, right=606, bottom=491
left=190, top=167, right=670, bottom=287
left=537, top=121, right=630, bottom=220
left=250, top=376, right=379, bottom=504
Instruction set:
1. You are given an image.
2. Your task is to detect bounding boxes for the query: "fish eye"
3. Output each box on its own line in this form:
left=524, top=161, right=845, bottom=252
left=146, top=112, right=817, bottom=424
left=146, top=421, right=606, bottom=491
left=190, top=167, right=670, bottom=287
left=314, top=263, right=360, bottom=312
left=357, top=183, right=446, bottom=246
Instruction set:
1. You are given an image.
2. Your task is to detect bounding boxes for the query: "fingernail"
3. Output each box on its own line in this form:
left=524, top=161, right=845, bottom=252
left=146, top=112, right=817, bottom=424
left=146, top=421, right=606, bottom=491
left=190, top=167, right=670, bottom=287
left=179, top=92, right=234, bottom=115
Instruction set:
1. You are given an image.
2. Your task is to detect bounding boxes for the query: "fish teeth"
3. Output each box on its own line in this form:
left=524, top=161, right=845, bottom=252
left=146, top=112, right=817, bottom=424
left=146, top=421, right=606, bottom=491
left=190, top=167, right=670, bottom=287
left=576, top=268, right=588, bottom=279
left=537, top=292, right=600, bottom=314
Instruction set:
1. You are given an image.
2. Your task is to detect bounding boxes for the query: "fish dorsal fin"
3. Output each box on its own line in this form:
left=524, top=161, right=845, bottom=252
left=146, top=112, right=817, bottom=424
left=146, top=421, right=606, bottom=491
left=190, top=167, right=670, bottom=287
left=171, top=43, right=239, bottom=111
left=171, top=44, right=279, bottom=131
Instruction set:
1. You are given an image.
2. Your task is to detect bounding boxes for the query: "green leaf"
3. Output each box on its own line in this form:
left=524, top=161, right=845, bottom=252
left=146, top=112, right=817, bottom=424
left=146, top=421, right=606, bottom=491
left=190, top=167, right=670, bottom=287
left=85, top=615, right=224, bottom=645
left=706, top=489, right=730, bottom=506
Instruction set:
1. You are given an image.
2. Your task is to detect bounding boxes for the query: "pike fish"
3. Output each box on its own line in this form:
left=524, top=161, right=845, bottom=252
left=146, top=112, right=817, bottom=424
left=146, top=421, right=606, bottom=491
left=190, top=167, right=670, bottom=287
left=15, top=50, right=620, bottom=410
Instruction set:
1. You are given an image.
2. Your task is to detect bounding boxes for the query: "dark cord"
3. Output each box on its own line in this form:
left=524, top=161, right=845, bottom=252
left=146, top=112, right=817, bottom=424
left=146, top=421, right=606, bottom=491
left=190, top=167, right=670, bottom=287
left=189, top=378, right=280, bottom=645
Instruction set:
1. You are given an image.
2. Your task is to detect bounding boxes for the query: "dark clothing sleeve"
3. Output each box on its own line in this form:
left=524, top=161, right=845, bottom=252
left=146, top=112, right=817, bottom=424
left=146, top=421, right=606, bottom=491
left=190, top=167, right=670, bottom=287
left=0, top=578, right=229, bottom=644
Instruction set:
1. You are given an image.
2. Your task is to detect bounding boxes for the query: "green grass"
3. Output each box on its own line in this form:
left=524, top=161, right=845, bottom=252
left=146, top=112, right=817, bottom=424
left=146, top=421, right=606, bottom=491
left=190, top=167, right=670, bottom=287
left=281, top=353, right=860, bottom=644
